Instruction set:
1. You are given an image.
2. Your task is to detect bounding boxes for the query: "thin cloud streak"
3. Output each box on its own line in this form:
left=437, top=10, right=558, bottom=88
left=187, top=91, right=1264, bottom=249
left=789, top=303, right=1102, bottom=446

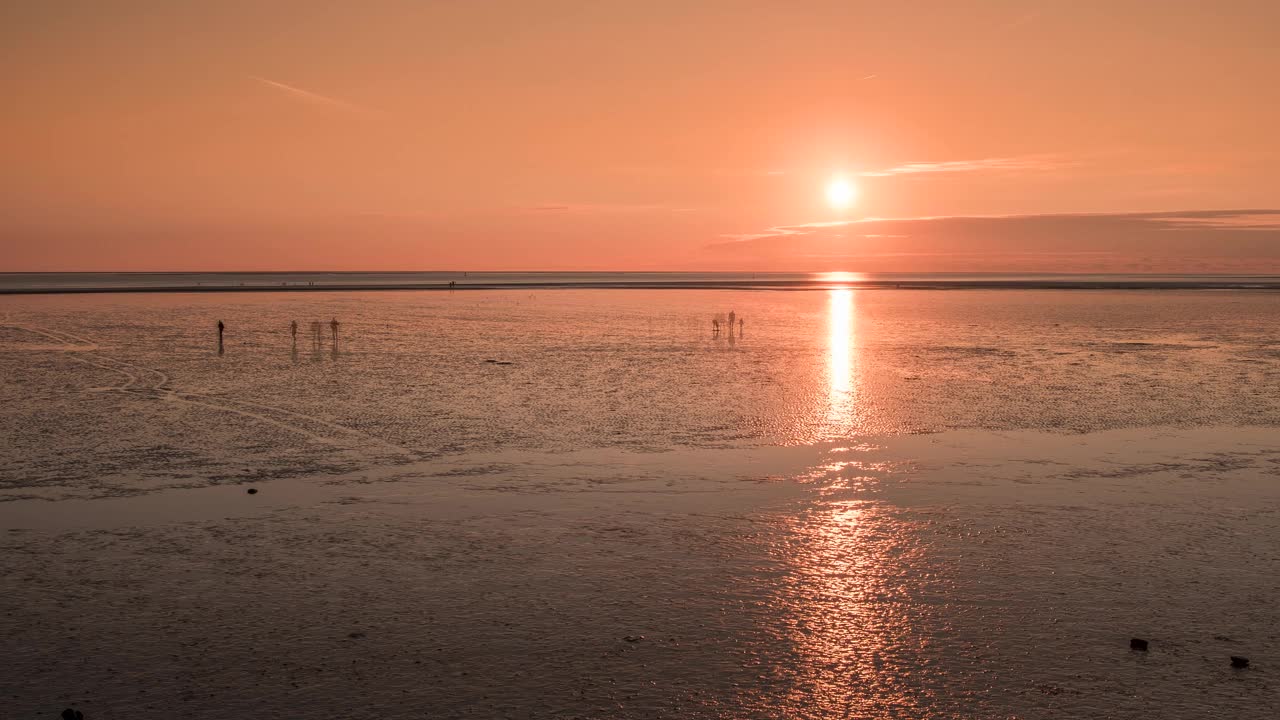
left=703, top=209, right=1280, bottom=273
left=999, top=9, right=1045, bottom=31
left=710, top=209, right=1280, bottom=248
left=720, top=219, right=854, bottom=243
left=250, top=76, right=372, bottom=114
left=860, top=155, right=1065, bottom=177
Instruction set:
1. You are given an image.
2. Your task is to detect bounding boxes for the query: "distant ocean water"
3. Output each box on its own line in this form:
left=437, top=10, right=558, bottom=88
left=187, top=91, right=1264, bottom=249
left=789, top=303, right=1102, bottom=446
left=3, top=271, right=1280, bottom=293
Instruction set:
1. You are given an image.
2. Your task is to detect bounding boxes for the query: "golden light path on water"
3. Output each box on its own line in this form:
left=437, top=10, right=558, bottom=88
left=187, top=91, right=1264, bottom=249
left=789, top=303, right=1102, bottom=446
left=775, top=282, right=922, bottom=716
left=829, top=288, right=854, bottom=396
left=824, top=285, right=860, bottom=438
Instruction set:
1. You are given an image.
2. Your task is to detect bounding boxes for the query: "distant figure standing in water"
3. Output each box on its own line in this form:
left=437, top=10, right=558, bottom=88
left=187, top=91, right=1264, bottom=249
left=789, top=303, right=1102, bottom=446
left=738, top=317, right=744, bottom=334
left=728, top=310, right=736, bottom=329
left=712, top=318, right=720, bottom=335
left=310, top=320, right=322, bottom=349
left=217, top=320, right=225, bottom=353
left=290, top=320, right=298, bottom=344
left=330, top=318, right=340, bottom=346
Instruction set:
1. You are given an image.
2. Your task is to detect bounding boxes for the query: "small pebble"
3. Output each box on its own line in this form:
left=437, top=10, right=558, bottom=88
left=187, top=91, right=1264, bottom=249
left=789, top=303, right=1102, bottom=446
left=1130, top=638, right=1148, bottom=651
left=1230, top=656, right=1249, bottom=669
left=246, top=488, right=258, bottom=495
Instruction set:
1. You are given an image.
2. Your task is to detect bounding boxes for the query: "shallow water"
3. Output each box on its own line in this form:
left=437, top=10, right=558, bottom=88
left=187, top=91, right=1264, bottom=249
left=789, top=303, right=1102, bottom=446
left=1, top=289, right=1278, bottom=718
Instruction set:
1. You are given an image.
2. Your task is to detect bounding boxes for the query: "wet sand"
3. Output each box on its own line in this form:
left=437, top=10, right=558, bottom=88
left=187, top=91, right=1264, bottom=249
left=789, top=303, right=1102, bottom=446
left=2, top=290, right=1279, bottom=717
left=4, top=431, right=1278, bottom=719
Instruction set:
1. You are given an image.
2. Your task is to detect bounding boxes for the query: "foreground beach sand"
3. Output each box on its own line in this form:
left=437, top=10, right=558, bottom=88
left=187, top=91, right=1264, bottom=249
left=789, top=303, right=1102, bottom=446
left=5, top=431, right=1278, bottom=718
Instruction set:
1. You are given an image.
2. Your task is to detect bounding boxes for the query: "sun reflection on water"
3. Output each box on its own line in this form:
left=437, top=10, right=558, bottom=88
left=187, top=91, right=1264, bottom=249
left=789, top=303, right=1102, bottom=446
left=774, top=498, right=923, bottom=717
left=824, top=288, right=862, bottom=438
left=815, top=271, right=866, bottom=287
left=768, top=289, right=925, bottom=714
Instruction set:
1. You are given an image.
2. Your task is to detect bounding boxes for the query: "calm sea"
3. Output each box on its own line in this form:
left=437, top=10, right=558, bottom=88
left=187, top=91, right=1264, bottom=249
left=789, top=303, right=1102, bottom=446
left=3, top=271, right=1280, bottom=292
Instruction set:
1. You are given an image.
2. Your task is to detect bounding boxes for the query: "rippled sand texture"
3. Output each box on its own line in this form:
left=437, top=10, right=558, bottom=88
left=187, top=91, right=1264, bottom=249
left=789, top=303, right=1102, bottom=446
left=2, top=289, right=1279, bottom=719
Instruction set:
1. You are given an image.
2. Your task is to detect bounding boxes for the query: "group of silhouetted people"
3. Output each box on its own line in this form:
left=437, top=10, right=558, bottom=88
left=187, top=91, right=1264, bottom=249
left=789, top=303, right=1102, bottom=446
left=216, top=318, right=341, bottom=354
left=711, top=310, right=744, bottom=336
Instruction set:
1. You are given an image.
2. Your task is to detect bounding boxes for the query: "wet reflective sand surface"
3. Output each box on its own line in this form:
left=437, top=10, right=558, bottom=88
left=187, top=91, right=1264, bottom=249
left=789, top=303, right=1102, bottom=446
left=2, top=290, right=1279, bottom=718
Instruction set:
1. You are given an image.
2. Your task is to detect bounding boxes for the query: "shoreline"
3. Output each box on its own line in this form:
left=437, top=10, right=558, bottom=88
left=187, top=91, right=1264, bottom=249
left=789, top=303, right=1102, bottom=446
left=5, top=279, right=1280, bottom=295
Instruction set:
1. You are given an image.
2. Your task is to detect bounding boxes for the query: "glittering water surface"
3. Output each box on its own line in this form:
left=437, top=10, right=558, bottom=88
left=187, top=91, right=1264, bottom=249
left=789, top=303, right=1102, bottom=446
left=1, top=289, right=1278, bottom=719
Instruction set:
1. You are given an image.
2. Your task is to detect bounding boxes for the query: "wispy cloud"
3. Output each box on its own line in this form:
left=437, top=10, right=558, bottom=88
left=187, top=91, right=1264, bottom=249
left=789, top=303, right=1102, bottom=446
left=250, top=76, right=372, bottom=114
left=1136, top=209, right=1280, bottom=230
left=719, top=219, right=855, bottom=243
left=515, top=202, right=690, bottom=214
left=998, top=9, right=1044, bottom=31
left=704, top=209, right=1280, bottom=272
left=860, top=155, right=1065, bottom=178
left=709, top=209, right=1280, bottom=250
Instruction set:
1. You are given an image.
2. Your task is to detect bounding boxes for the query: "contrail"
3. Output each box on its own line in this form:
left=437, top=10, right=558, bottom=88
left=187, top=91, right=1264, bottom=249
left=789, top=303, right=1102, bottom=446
left=250, top=75, right=370, bottom=114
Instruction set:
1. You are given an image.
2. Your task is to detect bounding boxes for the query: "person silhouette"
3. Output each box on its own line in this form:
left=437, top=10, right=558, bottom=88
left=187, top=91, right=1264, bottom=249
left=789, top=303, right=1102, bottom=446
left=728, top=310, right=736, bottom=329
left=330, top=318, right=340, bottom=345
left=217, top=320, right=225, bottom=355
left=290, top=320, right=298, bottom=344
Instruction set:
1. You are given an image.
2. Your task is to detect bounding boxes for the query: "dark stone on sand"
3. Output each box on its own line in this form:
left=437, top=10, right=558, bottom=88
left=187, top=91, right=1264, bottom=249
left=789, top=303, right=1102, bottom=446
left=623, top=635, right=644, bottom=643
left=1130, top=638, right=1149, bottom=651
left=348, top=631, right=366, bottom=639
left=61, top=710, right=84, bottom=720
left=1231, top=656, right=1250, bottom=668
left=247, top=488, right=258, bottom=495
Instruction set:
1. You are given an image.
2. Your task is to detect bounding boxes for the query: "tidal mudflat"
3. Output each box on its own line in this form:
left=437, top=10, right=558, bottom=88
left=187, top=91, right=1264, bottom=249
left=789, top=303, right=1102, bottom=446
left=3, top=289, right=1278, bottom=718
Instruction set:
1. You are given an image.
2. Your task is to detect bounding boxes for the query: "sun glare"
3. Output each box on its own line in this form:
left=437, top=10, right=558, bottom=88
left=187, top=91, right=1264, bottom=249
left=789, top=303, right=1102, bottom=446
left=825, top=176, right=857, bottom=210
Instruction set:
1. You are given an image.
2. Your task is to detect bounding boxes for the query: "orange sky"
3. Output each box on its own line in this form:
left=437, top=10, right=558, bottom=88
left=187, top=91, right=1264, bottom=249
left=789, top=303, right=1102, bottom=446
left=3, top=1, right=1279, bottom=272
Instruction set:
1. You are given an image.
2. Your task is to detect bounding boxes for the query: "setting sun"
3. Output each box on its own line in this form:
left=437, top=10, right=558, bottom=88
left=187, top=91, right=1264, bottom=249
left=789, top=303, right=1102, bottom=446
left=825, top=176, right=857, bottom=210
